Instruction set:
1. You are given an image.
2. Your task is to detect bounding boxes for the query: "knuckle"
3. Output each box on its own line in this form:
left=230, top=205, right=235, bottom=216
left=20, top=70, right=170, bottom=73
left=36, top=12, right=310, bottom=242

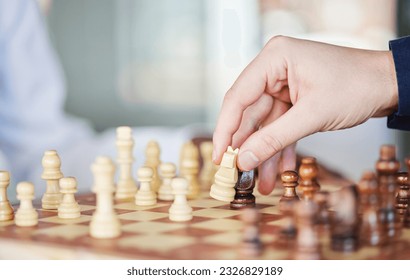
left=265, top=35, right=289, bottom=50
left=258, top=133, right=284, bottom=158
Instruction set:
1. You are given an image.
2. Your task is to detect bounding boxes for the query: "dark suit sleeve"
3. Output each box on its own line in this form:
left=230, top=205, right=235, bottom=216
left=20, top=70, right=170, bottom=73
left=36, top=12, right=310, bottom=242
left=387, top=36, right=410, bottom=130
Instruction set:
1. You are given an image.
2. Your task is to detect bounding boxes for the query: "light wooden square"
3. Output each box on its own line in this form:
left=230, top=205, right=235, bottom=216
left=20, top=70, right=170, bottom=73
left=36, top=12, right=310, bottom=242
left=114, top=202, right=167, bottom=211
left=191, top=218, right=242, bottom=231
left=121, top=221, right=186, bottom=234
left=118, top=234, right=195, bottom=252
left=40, top=215, right=92, bottom=224
left=189, top=199, right=227, bottom=208
left=118, top=211, right=168, bottom=221
left=192, top=208, right=239, bottom=219
left=34, top=224, right=89, bottom=240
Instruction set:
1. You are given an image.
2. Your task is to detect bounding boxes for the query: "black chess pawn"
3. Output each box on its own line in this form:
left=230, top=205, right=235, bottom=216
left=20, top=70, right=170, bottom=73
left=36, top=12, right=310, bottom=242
left=279, top=170, right=300, bottom=207
left=231, top=170, right=256, bottom=209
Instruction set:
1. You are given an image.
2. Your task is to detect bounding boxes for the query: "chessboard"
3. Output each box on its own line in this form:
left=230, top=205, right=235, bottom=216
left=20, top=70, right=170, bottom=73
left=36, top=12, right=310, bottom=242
left=1, top=172, right=409, bottom=260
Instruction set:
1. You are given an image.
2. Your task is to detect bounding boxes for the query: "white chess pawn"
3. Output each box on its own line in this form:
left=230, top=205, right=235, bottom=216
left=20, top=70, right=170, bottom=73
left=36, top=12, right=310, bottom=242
left=41, top=150, right=63, bottom=210
left=210, top=146, right=239, bottom=202
left=169, top=178, right=192, bottom=222
left=135, top=167, right=157, bottom=206
left=15, top=182, right=38, bottom=227
left=58, top=177, right=81, bottom=219
left=90, top=157, right=121, bottom=239
left=115, top=126, right=137, bottom=200
left=0, top=171, right=14, bottom=221
left=144, top=140, right=161, bottom=193
left=158, top=162, right=176, bottom=201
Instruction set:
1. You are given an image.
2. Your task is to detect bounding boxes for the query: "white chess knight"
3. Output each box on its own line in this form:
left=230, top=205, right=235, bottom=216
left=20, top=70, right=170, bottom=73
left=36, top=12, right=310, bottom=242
left=210, top=146, right=239, bottom=202
left=169, top=178, right=192, bottom=222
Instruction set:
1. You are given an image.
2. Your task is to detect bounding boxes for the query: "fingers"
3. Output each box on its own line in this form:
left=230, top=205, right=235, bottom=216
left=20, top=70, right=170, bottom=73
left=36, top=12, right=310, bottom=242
left=237, top=99, right=317, bottom=171
left=212, top=53, right=285, bottom=165
left=231, top=94, right=273, bottom=149
left=279, top=143, right=297, bottom=173
left=258, top=153, right=280, bottom=195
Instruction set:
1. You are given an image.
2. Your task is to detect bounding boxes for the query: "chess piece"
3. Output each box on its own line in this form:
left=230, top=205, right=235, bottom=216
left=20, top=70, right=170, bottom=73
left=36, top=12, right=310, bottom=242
left=144, top=140, right=162, bottom=193
left=298, top=157, right=320, bottom=200
left=329, top=185, right=360, bottom=252
left=313, top=191, right=330, bottom=226
left=0, top=171, right=14, bottom=221
left=169, top=178, right=192, bottom=222
left=58, top=177, right=81, bottom=219
left=158, top=162, right=176, bottom=201
left=135, top=166, right=157, bottom=206
left=279, top=170, right=300, bottom=208
left=41, top=150, right=63, bottom=209
left=210, top=146, right=239, bottom=202
left=396, top=172, right=410, bottom=222
left=404, top=202, right=410, bottom=228
left=376, top=145, right=401, bottom=241
left=293, top=200, right=321, bottom=260
left=15, top=182, right=38, bottom=227
left=180, top=141, right=201, bottom=199
left=199, top=141, right=217, bottom=189
left=239, top=208, right=262, bottom=257
left=89, top=157, right=121, bottom=239
left=231, top=170, right=256, bottom=209
left=115, top=126, right=137, bottom=200
left=358, top=171, right=385, bottom=246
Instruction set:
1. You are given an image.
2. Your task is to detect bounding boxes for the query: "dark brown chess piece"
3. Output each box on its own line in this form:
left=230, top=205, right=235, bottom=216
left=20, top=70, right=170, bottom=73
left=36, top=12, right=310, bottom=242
left=329, top=185, right=360, bottom=252
left=298, top=157, right=320, bottom=201
left=230, top=170, right=256, bottom=209
left=396, top=172, right=410, bottom=222
left=279, top=170, right=300, bottom=207
left=358, top=171, right=385, bottom=246
left=376, top=145, right=401, bottom=241
left=293, top=200, right=321, bottom=260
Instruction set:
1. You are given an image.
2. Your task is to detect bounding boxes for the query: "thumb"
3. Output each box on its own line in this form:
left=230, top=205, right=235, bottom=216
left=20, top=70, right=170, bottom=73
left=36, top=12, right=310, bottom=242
left=237, top=100, right=317, bottom=171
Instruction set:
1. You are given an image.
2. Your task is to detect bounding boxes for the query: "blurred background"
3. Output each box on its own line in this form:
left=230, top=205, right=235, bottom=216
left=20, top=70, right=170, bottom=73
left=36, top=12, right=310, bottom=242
left=2, top=0, right=409, bottom=196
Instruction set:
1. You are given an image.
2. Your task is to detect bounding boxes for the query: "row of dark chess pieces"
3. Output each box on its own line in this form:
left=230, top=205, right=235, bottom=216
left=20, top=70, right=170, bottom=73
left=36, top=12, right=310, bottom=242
left=239, top=144, right=410, bottom=259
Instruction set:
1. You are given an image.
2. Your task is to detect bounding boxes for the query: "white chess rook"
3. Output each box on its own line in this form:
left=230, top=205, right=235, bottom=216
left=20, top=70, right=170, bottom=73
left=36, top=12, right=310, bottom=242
left=158, top=162, right=176, bottom=201
left=115, top=126, right=137, bottom=200
left=210, top=146, right=239, bottom=202
left=90, top=157, right=121, bottom=239
left=169, top=177, right=192, bottom=222
left=15, top=182, right=38, bottom=227
left=0, top=171, right=14, bottom=221
left=41, top=150, right=63, bottom=210
left=135, top=167, right=157, bottom=206
left=58, top=177, right=81, bottom=219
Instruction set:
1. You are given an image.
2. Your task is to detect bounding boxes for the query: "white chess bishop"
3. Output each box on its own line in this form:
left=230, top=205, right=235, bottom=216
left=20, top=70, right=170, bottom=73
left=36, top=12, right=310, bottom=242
left=210, top=146, right=239, bottom=202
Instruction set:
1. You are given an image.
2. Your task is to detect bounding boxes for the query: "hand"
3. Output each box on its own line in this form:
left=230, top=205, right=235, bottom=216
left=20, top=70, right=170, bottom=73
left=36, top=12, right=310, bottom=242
left=212, top=36, right=398, bottom=195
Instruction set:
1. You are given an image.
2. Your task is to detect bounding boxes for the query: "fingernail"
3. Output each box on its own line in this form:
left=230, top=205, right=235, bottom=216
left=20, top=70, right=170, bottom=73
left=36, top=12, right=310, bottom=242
left=238, top=151, right=260, bottom=171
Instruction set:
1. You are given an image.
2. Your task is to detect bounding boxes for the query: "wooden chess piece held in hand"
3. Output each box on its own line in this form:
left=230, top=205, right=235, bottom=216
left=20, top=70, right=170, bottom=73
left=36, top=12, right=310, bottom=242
left=231, top=170, right=256, bottom=209
left=210, top=146, right=239, bottom=202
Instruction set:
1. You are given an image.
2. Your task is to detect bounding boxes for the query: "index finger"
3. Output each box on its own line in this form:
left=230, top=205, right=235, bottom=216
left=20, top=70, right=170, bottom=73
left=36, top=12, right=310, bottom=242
left=212, top=52, right=281, bottom=164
